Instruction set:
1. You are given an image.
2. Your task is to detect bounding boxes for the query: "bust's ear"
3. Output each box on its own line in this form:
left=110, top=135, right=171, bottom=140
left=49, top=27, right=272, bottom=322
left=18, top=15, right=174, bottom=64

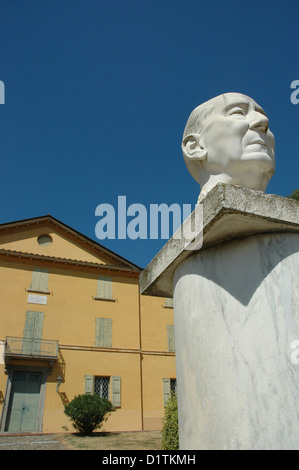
left=182, top=133, right=207, bottom=161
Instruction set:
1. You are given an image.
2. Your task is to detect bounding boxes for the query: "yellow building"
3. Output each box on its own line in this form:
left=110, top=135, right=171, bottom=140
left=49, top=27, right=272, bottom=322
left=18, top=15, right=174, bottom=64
left=0, top=215, right=175, bottom=434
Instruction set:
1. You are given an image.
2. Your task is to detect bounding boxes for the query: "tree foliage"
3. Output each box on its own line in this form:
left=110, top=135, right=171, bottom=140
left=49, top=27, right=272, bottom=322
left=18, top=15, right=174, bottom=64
left=64, top=394, right=114, bottom=435
left=161, top=394, right=179, bottom=450
left=287, top=189, right=299, bottom=201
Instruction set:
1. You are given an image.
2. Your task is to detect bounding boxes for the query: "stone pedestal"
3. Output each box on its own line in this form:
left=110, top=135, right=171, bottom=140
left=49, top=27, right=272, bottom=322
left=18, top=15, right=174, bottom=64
left=140, top=184, right=299, bottom=450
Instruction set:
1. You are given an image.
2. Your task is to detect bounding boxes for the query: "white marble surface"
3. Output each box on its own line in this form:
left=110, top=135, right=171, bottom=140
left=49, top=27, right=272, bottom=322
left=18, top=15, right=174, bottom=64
left=173, top=232, right=299, bottom=450
left=140, top=185, right=299, bottom=298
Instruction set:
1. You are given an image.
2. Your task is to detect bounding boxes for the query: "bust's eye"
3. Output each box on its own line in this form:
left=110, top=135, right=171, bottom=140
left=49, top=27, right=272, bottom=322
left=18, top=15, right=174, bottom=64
left=228, top=107, right=246, bottom=116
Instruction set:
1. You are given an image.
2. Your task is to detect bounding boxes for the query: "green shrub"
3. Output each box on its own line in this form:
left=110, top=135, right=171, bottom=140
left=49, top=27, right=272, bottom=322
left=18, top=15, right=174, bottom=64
left=287, top=189, right=299, bottom=201
left=161, top=394, right=179, bottom=450
left=64, top=394, right=114, bottom=435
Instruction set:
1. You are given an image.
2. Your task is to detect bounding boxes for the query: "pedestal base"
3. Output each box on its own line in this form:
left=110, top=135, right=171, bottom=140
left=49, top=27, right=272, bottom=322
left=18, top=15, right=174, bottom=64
left=173, top=232, right=299, bottom=450
left=140, top=185, right=299, bottom=450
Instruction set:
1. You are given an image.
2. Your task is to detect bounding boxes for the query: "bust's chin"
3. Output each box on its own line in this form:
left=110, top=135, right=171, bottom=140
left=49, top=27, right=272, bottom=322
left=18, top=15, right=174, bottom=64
left=197, top=158, right=275, bottom=203
left=230, top=157, right=275, bottom=188
left=241, top=149, right=275, bottom=164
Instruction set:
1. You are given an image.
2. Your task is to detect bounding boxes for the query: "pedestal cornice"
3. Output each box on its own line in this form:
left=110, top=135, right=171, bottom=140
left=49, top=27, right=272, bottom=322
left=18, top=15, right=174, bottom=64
left=140, top=183, right=299, bottom=297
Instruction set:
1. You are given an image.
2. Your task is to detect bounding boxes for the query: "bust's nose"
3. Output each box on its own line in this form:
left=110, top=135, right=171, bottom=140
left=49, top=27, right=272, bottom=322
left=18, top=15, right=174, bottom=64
left=248, top=111, right=269, bottom=133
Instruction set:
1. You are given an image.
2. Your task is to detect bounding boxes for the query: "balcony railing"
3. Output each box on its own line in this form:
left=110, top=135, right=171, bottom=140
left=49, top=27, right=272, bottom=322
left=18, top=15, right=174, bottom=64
left=5, top=336, right=59, bottom=362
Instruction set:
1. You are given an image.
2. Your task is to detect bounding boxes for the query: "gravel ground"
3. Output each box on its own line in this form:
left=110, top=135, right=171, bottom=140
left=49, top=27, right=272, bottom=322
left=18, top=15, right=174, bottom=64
left=0, top=433, right=69, bottom=450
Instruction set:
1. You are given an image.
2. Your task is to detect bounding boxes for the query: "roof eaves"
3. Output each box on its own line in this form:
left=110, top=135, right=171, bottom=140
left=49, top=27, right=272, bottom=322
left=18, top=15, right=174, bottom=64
left=0, top=215, right=142, bottom=271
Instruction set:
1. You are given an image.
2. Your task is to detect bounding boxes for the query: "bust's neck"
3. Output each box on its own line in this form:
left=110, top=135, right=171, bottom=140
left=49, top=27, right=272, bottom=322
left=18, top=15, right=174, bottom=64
left=197, top=164, right=274, bottom=203
left=198, top=173, right=233, bottom=202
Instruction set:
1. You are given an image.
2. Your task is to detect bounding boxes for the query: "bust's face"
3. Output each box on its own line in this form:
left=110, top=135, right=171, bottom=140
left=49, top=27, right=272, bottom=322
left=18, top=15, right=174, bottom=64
left=200, top=93, right=275, bottom=172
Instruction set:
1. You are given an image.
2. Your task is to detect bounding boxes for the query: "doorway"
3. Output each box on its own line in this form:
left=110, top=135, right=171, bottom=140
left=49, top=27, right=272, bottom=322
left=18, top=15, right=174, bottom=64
left=4, top=370, right=44, bottom=432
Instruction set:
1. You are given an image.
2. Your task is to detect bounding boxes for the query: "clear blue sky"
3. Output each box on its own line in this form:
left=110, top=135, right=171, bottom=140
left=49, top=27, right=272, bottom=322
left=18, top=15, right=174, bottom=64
left=0, top=0, right=298, bottom=268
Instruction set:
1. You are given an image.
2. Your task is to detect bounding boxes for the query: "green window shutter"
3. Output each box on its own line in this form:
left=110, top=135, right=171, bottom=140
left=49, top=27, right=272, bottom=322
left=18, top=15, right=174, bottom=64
left=84, top=375, right=94, bottom=395
left=95, top=318, right=112, bottom=347
left=167, top=325, right=175, bottom=352
left=23, top=311, right=36, bottom=339
left=111, top=376, right=121, bottom=407
left=23, top=311, right=44, bottom=339
left=97, top=276, right=113, bottom=299
left=163, top=378, right=171, bottom=406
left=23, top=311, right=44, bottom=355
left=165, top=298, right=173, bottom=308
left=30, top=268, right=49, bottom=292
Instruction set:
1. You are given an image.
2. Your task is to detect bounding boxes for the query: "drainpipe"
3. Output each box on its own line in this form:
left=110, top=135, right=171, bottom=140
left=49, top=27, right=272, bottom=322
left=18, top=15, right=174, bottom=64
left=138, top=284, right=144, bottom=431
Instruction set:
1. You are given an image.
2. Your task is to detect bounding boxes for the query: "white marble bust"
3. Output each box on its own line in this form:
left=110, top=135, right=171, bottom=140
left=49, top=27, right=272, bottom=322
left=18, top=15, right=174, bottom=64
left=182, top=92, right=276, bottom=202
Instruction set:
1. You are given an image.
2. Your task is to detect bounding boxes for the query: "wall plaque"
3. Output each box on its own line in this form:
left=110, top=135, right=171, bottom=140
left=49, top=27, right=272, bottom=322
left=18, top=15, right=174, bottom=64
left=27, top=293, right=48, bottom=305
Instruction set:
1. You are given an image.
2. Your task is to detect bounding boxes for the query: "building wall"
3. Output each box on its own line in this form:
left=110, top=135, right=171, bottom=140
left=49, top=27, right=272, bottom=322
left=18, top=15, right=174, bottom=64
left=0, top=221, right=175, bottom=433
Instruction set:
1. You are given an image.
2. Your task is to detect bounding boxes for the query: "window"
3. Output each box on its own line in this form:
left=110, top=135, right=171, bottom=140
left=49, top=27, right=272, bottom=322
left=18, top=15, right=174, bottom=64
left=23, top=311, right=44, bottom=340
left=95, top=318, right=112, bottom=348
left=84, top=375, right=121, bottom=407
left=95, top=376, right=110, bottom=399
left=167, top=325, right=175, bottom=352
left=94, top=276, right=115, bottom=301
left=37, top=235, right=52, bottom=247
left=28, top=268, right=50, bottom=293
left=22, top=310, right=44, bottom=355
left=170, top=378, right=177, bottom=395
left=162, top=377, right=177, bottom=405
left=164, top=298, right=173, bottom=308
